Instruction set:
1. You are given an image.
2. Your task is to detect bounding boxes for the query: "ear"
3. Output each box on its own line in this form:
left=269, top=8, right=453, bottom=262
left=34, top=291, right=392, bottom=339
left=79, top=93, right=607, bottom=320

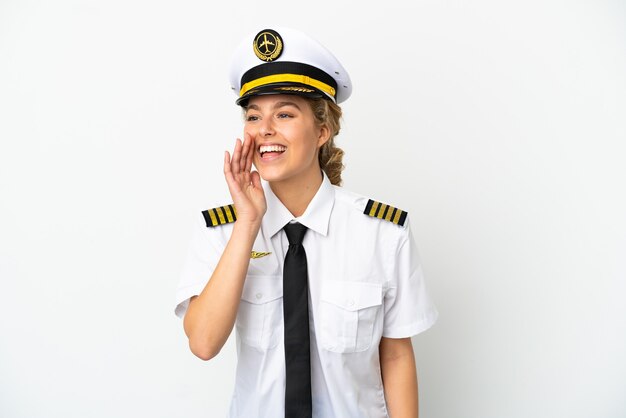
left=317, top=124, right=331, bottom=148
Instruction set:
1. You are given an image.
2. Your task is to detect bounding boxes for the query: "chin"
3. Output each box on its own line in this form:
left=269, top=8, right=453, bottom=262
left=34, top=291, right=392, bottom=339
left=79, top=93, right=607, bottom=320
left=259, top=172, right=288, bottom=183
left=256, top=166, right=282, bottom=183
left=255, top=160, right=318, bottom=185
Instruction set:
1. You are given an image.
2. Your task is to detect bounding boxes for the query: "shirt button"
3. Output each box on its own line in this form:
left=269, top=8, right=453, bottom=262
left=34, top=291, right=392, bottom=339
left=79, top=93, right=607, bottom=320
left=256, top=293, right=263, bottom=300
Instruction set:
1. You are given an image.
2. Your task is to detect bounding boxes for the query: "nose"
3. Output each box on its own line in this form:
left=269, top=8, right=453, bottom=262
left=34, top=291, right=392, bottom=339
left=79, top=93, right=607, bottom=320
left=259, top=118, right=275, bottom=137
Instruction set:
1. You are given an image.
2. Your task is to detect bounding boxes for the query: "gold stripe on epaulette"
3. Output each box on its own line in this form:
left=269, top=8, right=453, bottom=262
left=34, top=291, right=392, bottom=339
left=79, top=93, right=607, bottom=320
left=363, top=199, right=407, bottom=226
left=202, top=204, right=237, bottom=227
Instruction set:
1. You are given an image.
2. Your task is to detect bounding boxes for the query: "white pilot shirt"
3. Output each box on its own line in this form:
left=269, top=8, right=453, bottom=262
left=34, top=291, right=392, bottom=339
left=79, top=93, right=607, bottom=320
left=175, top=173, right=438, bottom=418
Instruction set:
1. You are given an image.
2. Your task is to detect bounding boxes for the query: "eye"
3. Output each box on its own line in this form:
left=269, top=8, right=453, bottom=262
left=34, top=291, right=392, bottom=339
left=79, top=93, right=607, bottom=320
left=277, top=112, right=293, bottom=119
left=245, top=114, right=260, bottom=122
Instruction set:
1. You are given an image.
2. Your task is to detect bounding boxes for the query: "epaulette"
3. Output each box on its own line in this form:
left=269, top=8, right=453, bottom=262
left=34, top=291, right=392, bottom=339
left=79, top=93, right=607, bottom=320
left=202, top=204, right=237, bottom=227
left=363, top=199, right=407, bottom=226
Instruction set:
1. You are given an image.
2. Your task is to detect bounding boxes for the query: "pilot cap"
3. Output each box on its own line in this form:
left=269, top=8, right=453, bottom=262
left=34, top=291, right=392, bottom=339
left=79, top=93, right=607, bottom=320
left=229, top=27, right=352, bottom=106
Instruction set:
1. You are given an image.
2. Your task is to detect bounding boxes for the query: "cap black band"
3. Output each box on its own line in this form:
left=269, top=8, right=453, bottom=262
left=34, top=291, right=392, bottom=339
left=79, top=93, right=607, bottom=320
left=240, top=61, right=338, bottom=98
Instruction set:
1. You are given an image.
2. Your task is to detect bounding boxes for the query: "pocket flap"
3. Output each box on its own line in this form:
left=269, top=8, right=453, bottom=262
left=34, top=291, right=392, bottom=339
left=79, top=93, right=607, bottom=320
left=321, top=281, right=382, bottom=311
left=241, top=275, right=283, bottom=305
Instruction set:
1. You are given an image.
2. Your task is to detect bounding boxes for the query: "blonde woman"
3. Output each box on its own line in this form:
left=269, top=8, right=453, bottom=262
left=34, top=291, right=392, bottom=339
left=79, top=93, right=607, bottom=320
left=175, top=27, right=438, bottom=418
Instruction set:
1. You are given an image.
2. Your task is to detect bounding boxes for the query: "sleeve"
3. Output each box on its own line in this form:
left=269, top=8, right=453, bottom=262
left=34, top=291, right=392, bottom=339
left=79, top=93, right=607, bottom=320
left=382, top=219, right=439, bottom=338
left=173, top=211, right=228, bottom=319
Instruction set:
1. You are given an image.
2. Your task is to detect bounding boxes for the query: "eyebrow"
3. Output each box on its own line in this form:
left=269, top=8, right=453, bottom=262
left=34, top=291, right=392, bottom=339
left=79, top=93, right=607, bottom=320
left=246, top=101, right=302, bottom=112
left=274, top=101, right=301, bottom=110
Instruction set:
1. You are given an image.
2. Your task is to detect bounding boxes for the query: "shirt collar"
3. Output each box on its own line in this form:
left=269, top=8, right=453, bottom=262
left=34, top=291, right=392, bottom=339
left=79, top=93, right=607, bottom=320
left=261, top=172, right=335, bottom=238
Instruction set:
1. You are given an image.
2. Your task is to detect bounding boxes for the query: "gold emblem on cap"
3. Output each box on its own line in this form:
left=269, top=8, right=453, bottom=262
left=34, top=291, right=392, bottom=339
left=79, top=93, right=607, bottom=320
left=253, top=29, right=283, bottom=62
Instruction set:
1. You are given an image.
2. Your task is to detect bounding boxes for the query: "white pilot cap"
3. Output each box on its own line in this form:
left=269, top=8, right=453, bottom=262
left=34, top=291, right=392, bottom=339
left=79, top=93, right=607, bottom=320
left=228, top=27, right=352, bottom=106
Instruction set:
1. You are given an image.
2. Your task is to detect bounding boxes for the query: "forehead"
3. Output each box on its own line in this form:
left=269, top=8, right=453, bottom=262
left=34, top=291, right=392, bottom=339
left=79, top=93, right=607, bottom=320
left=246, top=94, right=310, bottom=109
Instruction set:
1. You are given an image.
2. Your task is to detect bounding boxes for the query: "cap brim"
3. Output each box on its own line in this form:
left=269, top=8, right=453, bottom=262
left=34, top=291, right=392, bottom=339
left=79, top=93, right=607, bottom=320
left=236, top=82, right=328, bottom=106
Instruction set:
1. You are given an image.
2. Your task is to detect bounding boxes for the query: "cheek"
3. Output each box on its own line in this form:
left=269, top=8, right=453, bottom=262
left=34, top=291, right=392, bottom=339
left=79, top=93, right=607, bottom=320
left=243, top=126, right=256, bottom=137
left=307, top=128, right=324, bottom=151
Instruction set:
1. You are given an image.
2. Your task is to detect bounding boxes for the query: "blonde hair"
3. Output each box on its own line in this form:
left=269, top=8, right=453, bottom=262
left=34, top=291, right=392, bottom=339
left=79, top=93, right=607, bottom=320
left=307, top=97, right=344, bottom=186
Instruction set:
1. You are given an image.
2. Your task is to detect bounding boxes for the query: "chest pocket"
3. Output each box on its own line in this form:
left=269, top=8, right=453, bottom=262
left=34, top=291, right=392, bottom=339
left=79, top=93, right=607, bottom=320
left=236, top=275, right=283, bottom=350
left=319, top=280, right=383, bottom=353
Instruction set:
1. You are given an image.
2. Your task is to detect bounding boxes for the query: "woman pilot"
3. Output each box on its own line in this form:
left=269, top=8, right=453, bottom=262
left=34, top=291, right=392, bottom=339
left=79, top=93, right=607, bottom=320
left=175, top=26, right=438, bottom=418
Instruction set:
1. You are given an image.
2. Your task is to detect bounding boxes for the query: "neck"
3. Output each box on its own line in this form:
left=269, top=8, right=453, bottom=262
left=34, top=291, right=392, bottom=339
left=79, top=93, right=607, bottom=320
left=270, top=170, right=324, bottom=218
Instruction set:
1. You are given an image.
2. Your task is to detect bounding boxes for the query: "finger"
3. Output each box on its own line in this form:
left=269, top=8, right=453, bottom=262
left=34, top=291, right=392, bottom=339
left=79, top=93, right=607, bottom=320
left=240, top=135, right=250, bottom=172
left=244, top=132, right=254, bottom=173
left=231, top=139, right=242, bottom=174
left=250, top=170, right=262, bottom=190
left=223, top=151, right=232, bottom=174
left=223, top=151, right=237, bottom=186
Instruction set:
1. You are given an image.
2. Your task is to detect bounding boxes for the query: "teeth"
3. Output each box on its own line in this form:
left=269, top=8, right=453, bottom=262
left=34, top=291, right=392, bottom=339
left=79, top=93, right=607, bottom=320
left=259, top=145, right=286, bottom=154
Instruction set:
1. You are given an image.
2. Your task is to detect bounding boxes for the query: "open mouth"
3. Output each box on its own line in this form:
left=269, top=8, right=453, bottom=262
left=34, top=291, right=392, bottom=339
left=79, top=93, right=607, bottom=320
left=259, top=145, right=287, bottom=159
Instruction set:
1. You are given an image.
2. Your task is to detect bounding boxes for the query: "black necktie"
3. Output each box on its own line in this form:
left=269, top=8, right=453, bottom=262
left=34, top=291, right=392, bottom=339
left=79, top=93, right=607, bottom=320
left=283, top=222, right=312, bottom=418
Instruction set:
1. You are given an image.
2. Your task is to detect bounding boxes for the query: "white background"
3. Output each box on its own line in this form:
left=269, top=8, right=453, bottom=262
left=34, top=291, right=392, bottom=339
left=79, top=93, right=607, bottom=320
left=1, top=0, right=625, bottom=417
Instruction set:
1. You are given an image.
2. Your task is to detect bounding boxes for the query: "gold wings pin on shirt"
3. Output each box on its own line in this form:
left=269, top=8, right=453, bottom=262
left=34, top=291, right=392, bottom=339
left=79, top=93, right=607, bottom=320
left=251, top=251, right=271, bottom=259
